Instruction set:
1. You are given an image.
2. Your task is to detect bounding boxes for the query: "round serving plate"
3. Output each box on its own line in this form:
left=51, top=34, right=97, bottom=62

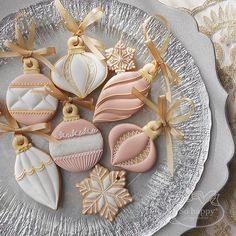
left=0, top=0, right=211, bottom=235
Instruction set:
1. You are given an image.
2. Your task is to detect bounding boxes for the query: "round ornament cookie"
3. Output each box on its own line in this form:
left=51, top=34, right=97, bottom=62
left=49, top=103, right=103, bottom=172
left=6, top=61, right=58, bottom=125
left=0, top=18, right=58, bottom=125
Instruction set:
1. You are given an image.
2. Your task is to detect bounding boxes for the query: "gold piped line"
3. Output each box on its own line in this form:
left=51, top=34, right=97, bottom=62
left=15, top=157, right=53, bottom=181
left=16, top=143, right=32, bottom=154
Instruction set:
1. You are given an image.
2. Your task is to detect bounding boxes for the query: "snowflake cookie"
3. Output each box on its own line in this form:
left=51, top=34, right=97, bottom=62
left=76, top=164, right=133, bottom=221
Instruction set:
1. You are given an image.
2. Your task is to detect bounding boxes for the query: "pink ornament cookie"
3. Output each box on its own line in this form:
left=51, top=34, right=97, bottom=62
left=109, top=123, right=156, bottom=172
left=49, top=104, right=103, bottom=172
left=93, top=68, right=152, bottom=123
left=6, top=73, right=58, bottom=126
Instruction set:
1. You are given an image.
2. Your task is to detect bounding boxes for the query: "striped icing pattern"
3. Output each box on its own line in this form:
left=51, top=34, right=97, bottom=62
left=53, top=150, right=103, bottom=172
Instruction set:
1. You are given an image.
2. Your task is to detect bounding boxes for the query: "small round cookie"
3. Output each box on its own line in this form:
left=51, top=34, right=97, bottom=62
left=6, top=73, right=58, bottom=125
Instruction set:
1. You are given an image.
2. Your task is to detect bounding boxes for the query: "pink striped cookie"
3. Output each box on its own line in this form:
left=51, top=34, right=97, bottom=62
left=49, top=119, right=103, bottom=172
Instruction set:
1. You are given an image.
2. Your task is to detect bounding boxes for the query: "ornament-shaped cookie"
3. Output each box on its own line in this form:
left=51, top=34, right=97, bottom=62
left=52, top=0, right=108, bottom=98
left=14, top=135, right=60, bottom=209
left=49, top=103, right=103, bottom=172
left=93, top=41, right=154, bottom=123
left=0, top=18, right=59, bottom=125
left=94, top=16, right=182, bottom=123
left=76, top=164, right=133, bottom=221
left=7, top=59, right=58, bottom=125
left=109, top=123, right=156, bottom=172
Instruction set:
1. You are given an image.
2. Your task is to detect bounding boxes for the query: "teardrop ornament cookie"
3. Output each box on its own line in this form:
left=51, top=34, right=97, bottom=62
left=14, top=136, right=60, bottom=210
left=93, top=64, right=155, bottom=123
left=109, top=123, right=156, bottom=172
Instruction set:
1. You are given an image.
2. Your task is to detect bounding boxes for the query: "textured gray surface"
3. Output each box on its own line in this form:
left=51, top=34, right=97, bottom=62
left=0, top=0, right=231, bottom=236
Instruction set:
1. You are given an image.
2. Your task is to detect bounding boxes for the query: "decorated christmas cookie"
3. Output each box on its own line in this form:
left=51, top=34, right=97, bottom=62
left=0, top=18, right=58, bottom=125
left=109, top=88, right=195, bottom=175
left=93, top=16, right=181, bottom=123
left=49, top=103, right=103, bottom=172
left=76, top=164, right=133, bottom=221
left=7, top=66, right=58, bottom=125
left=14, top=135, right=60, bottom=210
left=0, top=105, right=60, bottom=210
left=109, top=123, right=156, bottom=172
left=51, top=0, right=108, bottom=98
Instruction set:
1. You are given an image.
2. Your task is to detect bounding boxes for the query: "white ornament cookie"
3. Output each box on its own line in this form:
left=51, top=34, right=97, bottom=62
left=49, top=103, right=103, bottom=172
left=53, top=1, right=108, bottom=98
left=13, top=135, right=60, bottom=210
left=76, top=164, right=133, bottom=222
left=51, top=44, right=108, bottom=98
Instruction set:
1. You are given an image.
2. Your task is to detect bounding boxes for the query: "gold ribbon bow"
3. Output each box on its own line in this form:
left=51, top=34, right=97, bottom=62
left=0, top=103, right=57, bottom=143
left=0, top=16, right=56, bottom=71
left=132, top=88, right=195, bottom=175
left=35, top=83, right=95, bottom=111
left=143, top=15, right=181, bottom=102
left=55, top=0, right=105, bottom=60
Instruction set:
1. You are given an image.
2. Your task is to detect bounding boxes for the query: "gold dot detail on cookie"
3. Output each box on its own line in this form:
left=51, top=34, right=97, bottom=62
left=76, top=164, right=133, bottom=222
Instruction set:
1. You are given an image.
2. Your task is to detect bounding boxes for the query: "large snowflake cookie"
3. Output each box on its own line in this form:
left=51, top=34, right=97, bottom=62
left=76, top=164, right=133, bottom=221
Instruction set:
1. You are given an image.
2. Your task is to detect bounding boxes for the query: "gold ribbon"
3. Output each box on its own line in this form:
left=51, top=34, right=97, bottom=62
left=143, top=15, right=181, bottom=102
left=55, top=0, right=105, bottom=60
left=0, top=17, right=56, bottom=71
left=132, top=88, right=195, bottom=175
left=34, top=83, right=95, bottom=111
left=0, top=103, right=58, bottom=143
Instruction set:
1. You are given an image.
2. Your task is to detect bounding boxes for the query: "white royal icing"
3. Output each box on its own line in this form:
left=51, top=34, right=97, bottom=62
left=52, top=52, right=107, bottom=98
left=15, top=146, right=60, bottom=210
left=49, top=133, right=103, bottom=157
left=7, top=87, right=58, bottom=111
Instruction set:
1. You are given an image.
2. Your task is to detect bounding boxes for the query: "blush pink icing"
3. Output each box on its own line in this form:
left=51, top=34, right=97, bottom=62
left=109, top=123, right=156, bottom=172
left=12, top=113, right=56, bottom=126
left=93, top=71, right=150, bottom=123
left=10, top=73, right=52, bottom=86
left=50, top=119, right=103, bottom=172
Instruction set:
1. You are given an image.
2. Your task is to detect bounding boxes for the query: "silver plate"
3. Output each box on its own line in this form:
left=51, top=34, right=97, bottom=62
left=0, top=0, right=211, bottom=235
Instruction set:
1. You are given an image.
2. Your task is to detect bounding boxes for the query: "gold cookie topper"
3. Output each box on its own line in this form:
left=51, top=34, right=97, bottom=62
left=105, top=41, right=136, bottom=73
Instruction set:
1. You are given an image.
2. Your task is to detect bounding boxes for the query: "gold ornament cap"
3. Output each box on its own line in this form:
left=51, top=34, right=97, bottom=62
left=63, top=103, right=80, bottom=121
left=23, top=57, right=40, bottom=74
left=67, top=36, right=86, bottom=54
left=12, top=135, right=32, bottom=154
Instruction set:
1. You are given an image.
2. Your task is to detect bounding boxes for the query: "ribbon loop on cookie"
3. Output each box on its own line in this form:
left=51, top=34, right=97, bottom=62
left=143, top=15, right=181, bottom=102
left=132, top=87, right=194, bottom=175
left=55, top=0, right=105, bottom=60
left=36, top=84, right=95, bottom=111
left=0, top=17, right=56, bottom=71
left=0, top=103, right=58, bottom=143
